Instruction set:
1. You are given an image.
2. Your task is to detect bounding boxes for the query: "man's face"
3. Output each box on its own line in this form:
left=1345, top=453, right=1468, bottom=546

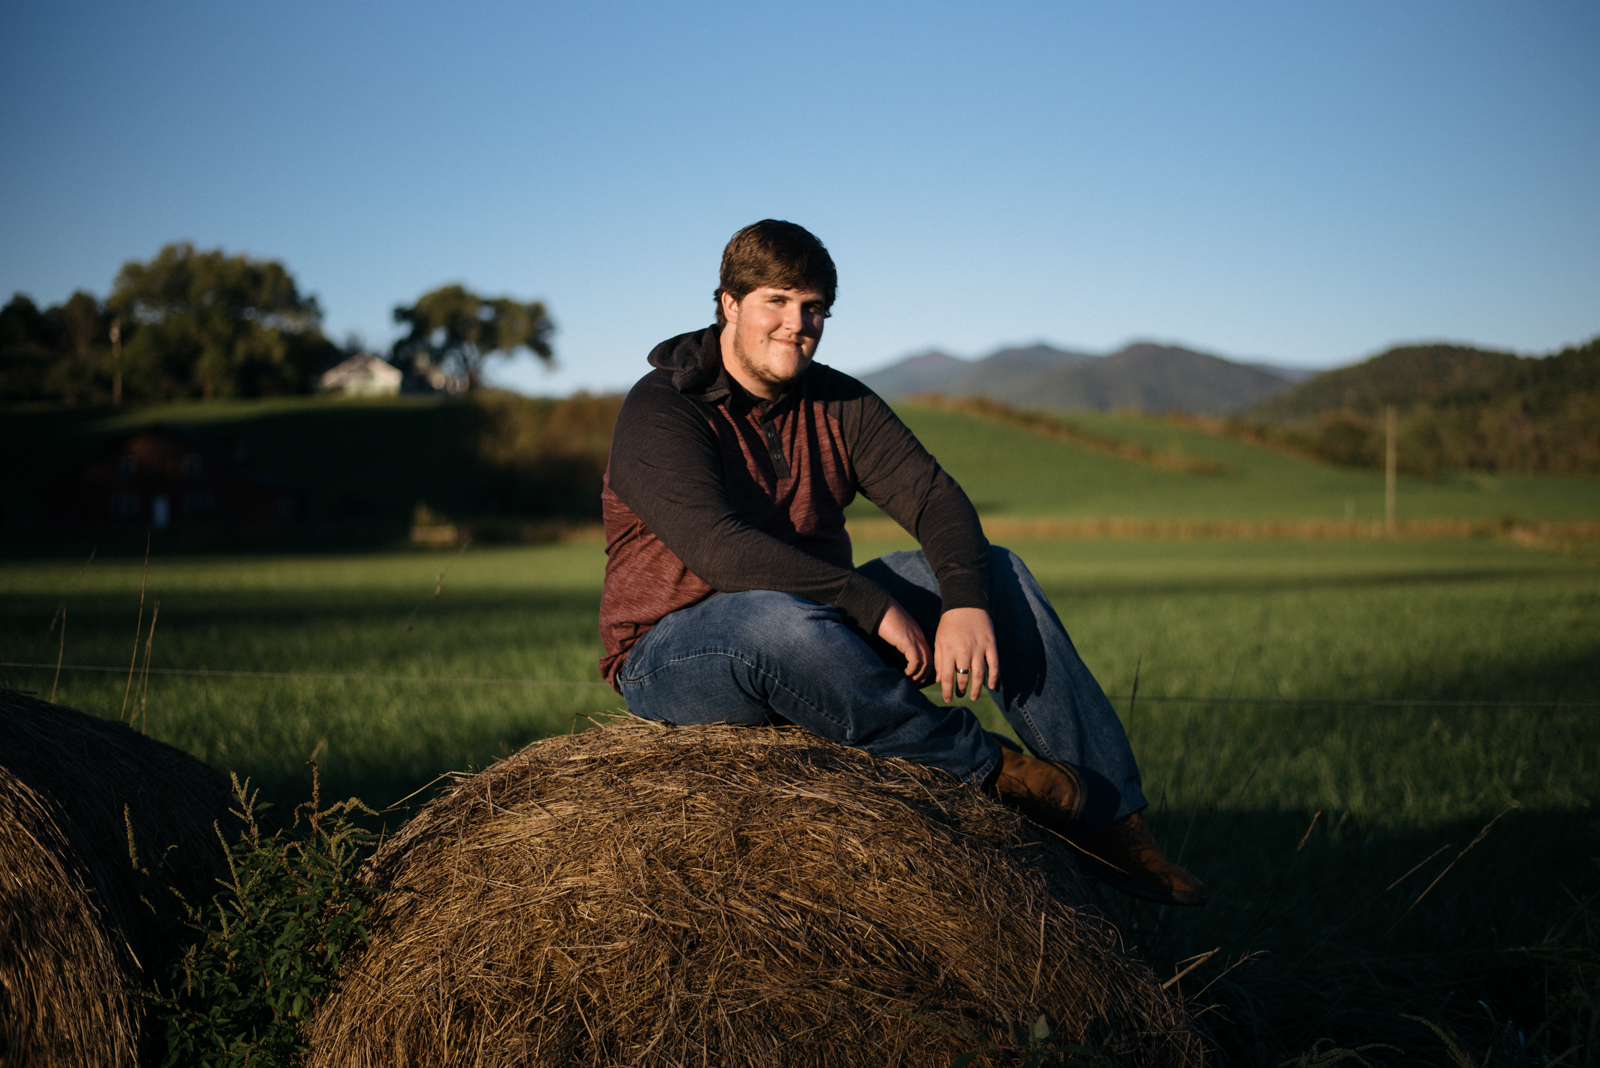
left=721, top=286, right=828, bottom=400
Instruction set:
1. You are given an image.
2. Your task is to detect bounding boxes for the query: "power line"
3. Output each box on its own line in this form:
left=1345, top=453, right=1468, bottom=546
left=2, top=662, right=1593, bottom=707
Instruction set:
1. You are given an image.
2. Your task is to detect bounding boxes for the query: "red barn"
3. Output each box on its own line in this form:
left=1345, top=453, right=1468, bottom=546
left=40, top=425, right=302, bottom=532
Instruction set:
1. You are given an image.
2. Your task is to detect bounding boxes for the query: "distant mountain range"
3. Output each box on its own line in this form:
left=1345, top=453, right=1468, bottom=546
left=858, top=342, right=1315, bottom=416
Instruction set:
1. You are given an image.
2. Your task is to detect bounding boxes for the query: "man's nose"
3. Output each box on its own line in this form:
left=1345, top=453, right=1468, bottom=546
left=787, top=305, right=818, bottom=336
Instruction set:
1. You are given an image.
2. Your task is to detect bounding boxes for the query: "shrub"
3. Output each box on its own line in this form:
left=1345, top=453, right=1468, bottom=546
left=150, top=769, right=374, bottom=1068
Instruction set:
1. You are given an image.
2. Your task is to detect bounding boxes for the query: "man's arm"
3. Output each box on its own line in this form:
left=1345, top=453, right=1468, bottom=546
left=835, top=376, right=999, bottom=699
left=840, top=383, right=991, bottom=614
left=607, top=372, right=895, bottom=634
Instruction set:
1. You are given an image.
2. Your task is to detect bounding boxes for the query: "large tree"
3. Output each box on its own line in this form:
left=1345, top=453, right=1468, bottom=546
left=109, top=242, right=336, bottom=400
left=391, top=284, right=554, bottom=391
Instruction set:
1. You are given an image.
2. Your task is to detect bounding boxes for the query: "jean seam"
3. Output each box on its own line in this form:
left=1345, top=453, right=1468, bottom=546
left=1018, top=701, right=1057, bottom=761
left=620, top=648, right=850, bottom=732
left=624, top=645, right=745, bottom=683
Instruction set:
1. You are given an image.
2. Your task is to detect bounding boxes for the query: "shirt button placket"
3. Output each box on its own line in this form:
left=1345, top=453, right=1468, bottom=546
left=761, top=417, right=790, bottom=478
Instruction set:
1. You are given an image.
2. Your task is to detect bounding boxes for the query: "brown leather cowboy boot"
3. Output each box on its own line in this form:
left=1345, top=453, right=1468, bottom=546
left=985, top=748, right=1205, bottom=906
left=1071, top=811, right=1206, bottom=907
left=987, top=748, right=1085, bottom=837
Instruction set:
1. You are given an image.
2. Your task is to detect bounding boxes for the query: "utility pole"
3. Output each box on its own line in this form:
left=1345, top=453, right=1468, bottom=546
left=1384, top=404, right=1397, bottom=535
left=110, top=318, right=122, bottom=407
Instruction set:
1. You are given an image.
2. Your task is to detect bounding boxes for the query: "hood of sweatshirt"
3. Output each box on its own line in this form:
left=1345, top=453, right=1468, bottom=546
left=647, top=325, right=731, bottom=402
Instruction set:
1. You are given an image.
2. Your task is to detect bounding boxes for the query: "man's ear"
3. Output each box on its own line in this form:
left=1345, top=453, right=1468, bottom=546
left=720, top=291, right=740, bottom=326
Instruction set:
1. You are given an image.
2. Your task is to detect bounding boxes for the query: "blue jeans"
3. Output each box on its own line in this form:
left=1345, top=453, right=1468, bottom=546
left=615, top=546, right=1148, bottom=832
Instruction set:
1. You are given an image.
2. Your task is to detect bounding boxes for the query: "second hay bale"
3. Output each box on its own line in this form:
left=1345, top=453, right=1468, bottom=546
left=309, top=720, right=1201, bottom=1067
left=0, top=689, right=239, bottom=1067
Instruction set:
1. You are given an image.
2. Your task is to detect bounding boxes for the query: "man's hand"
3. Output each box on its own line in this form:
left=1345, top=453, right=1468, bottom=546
left=935, top=607, right=1000, bottom=702
left=877, top=598, right=932, bottom=684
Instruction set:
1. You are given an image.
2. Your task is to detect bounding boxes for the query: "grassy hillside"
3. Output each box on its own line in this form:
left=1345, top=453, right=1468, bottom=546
left=848, top=403, right=1600, bottom=526
left=8, top=389, right=1596, bottom=552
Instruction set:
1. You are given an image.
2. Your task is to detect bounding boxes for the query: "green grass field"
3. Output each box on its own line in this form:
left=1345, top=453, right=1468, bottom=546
left=4, top=398, right=1599, bottom=1061
left=5, top=537, right=1593, bottom=808
left=851, top=404, right=1600, bottom=523
left=4, top=536, right=1597, bottom=1059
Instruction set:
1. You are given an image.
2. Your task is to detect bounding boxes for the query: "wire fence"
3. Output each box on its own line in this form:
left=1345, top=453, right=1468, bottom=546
left=4, top=661, right=1594, bottom=708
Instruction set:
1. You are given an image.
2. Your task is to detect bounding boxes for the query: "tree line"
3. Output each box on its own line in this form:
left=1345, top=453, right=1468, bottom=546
left=0, top=242, right=553, bottom=405
left=1227, top=339, right=1600, bottom=476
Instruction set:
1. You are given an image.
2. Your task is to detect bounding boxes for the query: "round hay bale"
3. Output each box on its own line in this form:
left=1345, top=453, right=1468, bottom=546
left=309, top=720, right=1201, bottom=1067
left=0, top=689, right=239, bottom=1068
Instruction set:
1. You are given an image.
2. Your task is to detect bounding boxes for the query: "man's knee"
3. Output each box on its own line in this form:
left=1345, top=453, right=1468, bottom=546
left=707, top=590, right=848, bottom=651
left=986, top=545, right=1060, bottom=637
left=989, top=544, right=1023, bottom=572
left=991, top=545, right=1051, bottom=591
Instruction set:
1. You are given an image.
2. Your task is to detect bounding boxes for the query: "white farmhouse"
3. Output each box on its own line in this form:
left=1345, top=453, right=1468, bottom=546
left=318, top=355, right=404, bottom=396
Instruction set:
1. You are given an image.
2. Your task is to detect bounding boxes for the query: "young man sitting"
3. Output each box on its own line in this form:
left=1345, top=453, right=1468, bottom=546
left=598, top=219, right=1203, bottom=906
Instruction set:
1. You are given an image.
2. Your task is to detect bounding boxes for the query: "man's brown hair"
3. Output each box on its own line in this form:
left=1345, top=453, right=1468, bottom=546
left=714, top=220, right=837, bottom=327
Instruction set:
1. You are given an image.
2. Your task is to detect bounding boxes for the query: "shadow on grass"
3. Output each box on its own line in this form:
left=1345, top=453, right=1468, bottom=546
left=1116, top=805, right=1598, bottom=1065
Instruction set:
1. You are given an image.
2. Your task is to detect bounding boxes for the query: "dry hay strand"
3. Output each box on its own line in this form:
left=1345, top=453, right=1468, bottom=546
left=0, top=689, right=239, bottom=1068
left=309, top=720, right=1202, bottom=1068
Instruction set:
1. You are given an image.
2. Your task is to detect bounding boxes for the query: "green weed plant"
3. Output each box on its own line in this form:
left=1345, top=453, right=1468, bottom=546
left=150, top=768, right=375, bottom=1067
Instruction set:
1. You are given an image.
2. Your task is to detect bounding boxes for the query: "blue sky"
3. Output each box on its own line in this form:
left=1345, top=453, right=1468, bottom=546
left=3, top=0, right=1596, bottom=395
